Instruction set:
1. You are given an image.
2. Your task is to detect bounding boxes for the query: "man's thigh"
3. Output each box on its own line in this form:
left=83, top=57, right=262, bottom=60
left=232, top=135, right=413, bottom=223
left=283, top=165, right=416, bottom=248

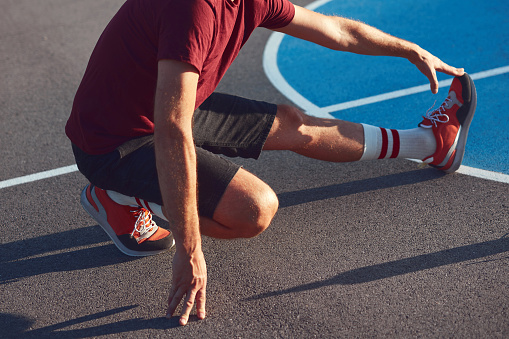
left=193, top=92, right=277, bottom=159
left=73, top=141, right=240, bottom=218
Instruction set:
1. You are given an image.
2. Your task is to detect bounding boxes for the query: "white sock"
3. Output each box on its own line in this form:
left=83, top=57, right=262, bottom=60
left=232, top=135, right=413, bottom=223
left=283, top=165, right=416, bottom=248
left=106, top=190, right=167, bottom=221
left=360, top=123, right=436, bottom=161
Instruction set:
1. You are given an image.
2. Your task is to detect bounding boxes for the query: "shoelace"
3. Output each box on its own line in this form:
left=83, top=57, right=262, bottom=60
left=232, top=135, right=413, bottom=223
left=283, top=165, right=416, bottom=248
left=130, top=208, right=156, bottom=238
left=422, top=98, right=451, bottom=127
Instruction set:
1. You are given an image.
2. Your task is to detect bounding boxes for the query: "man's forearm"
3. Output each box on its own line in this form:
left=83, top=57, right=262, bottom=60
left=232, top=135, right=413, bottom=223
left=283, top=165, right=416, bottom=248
left=278, top=6, right=422, bottom=63
left=154, top=128, right=201, bottom=251
left=329, top=17, right=420, bottom=60
left=152, top=59, right=202, bottom=251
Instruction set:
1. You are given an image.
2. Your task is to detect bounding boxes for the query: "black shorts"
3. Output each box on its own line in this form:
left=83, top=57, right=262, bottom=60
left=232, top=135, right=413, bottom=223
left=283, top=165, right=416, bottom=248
left=72, top=93, right=277, bottom=218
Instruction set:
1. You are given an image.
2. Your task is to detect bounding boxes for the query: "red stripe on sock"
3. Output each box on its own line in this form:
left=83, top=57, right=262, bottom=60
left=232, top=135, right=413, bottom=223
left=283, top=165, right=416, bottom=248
left=135, top=197, right=154, bottom=214
left=135, top=197, right=143, bottom=208
left=143, top=200, right=154, bottom=214
left=378, top=128, right=388, bottom=159
left=390, top=129, right=400, bottom=158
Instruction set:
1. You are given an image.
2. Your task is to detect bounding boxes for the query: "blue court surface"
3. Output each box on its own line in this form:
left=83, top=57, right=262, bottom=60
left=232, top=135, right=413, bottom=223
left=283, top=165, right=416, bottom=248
left=264, top=0, right=509, bottom=180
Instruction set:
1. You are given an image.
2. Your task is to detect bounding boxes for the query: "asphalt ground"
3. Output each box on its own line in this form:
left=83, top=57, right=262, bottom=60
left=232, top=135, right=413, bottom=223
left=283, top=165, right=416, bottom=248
left=1, top=0, right=508, bottom=338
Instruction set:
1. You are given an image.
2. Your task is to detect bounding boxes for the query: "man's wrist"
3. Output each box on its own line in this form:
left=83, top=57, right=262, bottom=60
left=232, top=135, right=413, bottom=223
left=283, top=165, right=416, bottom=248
left=404, top=43, right=424, bottom=64
left=171, top=222, right=202, bottom=254
left=176, top=235, right=202, bottom=253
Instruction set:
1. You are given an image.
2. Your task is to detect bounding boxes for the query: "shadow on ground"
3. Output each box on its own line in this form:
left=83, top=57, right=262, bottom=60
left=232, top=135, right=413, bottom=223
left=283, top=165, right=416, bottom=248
left=245, top=234, right=509, bottom=301
left=0, top=226, right=141, bottom=284
left=0, top=306, right=185, bottom=338
left=277, top=168, right=445, bottom=208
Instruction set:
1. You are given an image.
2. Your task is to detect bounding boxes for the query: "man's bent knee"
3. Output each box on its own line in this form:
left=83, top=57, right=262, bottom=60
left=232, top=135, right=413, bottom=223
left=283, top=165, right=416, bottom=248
left=240, top=187, right=279, bottom=238
left=211, top=168, right=279, bottom=238
left=275, top=104, right=306, bottom=131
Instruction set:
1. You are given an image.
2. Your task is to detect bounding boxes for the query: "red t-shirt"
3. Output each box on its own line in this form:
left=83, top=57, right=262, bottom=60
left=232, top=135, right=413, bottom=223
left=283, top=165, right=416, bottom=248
left=65, top=0, right=295, bottom=154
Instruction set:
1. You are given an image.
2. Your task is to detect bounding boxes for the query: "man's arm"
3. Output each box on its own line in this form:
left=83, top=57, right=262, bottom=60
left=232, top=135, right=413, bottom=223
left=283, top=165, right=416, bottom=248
left=153, top=59, right=206, bottom=326
left=275, top=5, right=464, bottom=94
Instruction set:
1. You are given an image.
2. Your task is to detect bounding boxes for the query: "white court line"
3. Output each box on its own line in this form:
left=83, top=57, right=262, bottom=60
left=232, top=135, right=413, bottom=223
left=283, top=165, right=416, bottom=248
left=408, top=160, right=509, bottom=184
left=322, top=66, right=509, bottom=114
left=262, top=0, right=333, bottom=115
left=0, top=164, right=78, bottom=189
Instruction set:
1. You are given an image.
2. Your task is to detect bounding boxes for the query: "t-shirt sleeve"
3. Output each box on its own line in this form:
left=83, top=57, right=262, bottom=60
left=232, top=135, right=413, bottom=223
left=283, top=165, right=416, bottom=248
left=259, top=0, right=295, bottom=29
left=156, top=0, right=215, bottom=74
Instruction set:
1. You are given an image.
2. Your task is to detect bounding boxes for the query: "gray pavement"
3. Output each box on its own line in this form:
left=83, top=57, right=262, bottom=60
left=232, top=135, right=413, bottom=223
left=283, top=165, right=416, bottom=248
left=1, top=1, right=508, bottom=338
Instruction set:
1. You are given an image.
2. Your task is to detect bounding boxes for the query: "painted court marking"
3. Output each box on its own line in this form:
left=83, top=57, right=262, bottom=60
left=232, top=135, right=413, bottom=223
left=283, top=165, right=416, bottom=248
left=263, top=0, right=509, bottom=184
left=0, top=165, right=78, bottom=190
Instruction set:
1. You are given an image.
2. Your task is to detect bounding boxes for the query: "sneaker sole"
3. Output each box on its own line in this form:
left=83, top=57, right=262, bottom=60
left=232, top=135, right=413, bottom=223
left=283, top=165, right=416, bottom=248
left=80, top=185, right=174, bottom=257
left=436, top=73, right=477, bottom=173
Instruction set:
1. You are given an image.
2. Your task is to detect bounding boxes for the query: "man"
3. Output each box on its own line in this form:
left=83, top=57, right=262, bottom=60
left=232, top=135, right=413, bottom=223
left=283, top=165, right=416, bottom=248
left=66, top=0, right=476, bottom=326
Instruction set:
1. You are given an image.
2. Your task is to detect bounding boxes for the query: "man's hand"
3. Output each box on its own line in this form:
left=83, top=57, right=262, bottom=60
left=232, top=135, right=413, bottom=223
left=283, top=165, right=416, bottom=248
left=166, top=247, right=207, bottom=326
left=409, top=47, right=464, bottom=94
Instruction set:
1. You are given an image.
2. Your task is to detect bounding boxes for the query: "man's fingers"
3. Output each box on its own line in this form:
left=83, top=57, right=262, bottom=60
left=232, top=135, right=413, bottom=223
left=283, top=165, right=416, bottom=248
left=166, top=287, right=185, bottom=318
left=451, top=67, right=465, bottom=76
left=165, top=248, right=207, bottom=324
left=179, top=290, right=197, bottom=326
left=413, top=50, right=465, bottom=93
left=427, top=68, right=439, bottom=94
left=195, top=286, right=207, bottom=320
left=430, top=63, right=465, bottom=94
left=437, top=62, right=465, bottom=77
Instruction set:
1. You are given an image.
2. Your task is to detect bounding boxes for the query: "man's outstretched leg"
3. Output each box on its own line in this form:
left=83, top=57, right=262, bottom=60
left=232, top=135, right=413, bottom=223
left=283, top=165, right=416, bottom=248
left=264, top=74, right=476, bottom=174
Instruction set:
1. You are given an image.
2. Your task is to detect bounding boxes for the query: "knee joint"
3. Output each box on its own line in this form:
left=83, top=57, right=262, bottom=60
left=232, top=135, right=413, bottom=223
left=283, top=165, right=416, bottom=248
left=277, top=104, right=306, bottom=130
left=241, top=189, right=279, bottom=238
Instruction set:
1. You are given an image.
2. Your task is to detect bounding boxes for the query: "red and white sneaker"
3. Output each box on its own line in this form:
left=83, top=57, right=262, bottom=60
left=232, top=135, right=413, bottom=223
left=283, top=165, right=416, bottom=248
left=80, top=184, right=175, bottom=256
left=419, top=73, right=477, bottom=173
